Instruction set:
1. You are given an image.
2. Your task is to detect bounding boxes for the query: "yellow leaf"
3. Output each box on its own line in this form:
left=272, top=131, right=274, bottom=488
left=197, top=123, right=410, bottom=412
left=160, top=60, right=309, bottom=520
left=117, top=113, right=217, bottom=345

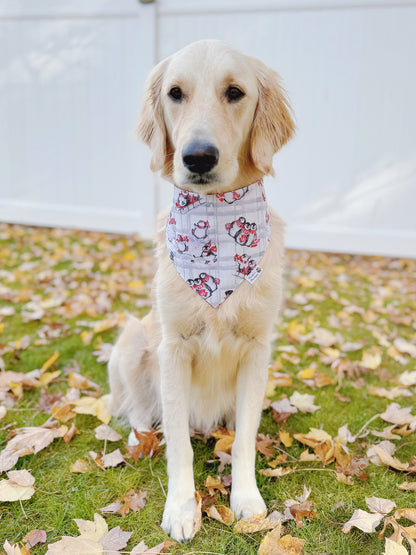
left=258, top=522, right=282, bottom=555
left=274, top=534, right=306, bottom=554
left=80, top=331, right=93, bottom=345
left=51, top=403, right=76, bottom=422
left=70, top=459, right=90, bottom=474
left=293, top=428, right=332, bottom=448
left=9, top=382, right=23, bottom=400
left=0, top=322, right=4, bottom=334
left=297, top=368, right=315, bottom=380
left=41, top=350, right=59, bottom=371
left=373, top=446, right=409, bottom=471
left=279, top=431, right=293, bottom=447
left=39, top=370, right=60, bottom=387
left=361, top=347, right=382, bottom=370
left=123, top=251, right=137, bottom=261
left=72, top=396, right=111, bottom=424
left=206, top=505, right=234, bottom=525
left=234, top=514, right=278, bottom=534
left=211, top=429, right=235, bottom=455
left=287, top=321, right=305, bottom=343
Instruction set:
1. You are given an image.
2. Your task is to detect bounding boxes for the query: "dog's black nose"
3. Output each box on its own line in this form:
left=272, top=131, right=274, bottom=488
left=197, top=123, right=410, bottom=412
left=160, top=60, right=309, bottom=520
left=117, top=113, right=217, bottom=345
left=182, top=142, right=219, bottom=174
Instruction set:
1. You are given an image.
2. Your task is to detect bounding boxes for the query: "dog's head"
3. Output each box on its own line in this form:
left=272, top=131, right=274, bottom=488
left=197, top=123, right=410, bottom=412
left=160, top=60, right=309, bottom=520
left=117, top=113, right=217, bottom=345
left=138, top=40, right=294, bottom=193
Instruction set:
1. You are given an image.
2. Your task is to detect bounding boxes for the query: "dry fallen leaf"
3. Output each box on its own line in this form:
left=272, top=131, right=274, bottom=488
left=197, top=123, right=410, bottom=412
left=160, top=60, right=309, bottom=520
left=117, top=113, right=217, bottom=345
left=397, top=482, right=416, bottom=491
left=234, top=514, right=280, bottom=534
left=70, top=459, right=90, bottom=474
left=342, top=509, right=384, bottom=533
left=205, top=504, right=234, bottom=525
left=0, top=470, right=35, bottom=502
left=204, top=475, right=228, bottom=496
left=94, top=424, right=122, bottom=442
left=72, top=396, right=111, bottom=424
left=3, top=541, right=31, bottom=555
left=366, top=496, right=397, bottom=515
left=22, top=529, right=47, bottom=549
left=372, top=446, right=409, bottom=471
left=289, top=392, right=320, bottom=413
left=211, top=428, right=235, bottom=455
left=257, top=522, right=282, bottom=555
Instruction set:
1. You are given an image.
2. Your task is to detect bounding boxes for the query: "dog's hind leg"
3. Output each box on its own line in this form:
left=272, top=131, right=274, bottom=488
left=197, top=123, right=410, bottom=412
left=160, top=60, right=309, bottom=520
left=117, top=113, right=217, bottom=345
left=108, top=313, right=161, bottom=444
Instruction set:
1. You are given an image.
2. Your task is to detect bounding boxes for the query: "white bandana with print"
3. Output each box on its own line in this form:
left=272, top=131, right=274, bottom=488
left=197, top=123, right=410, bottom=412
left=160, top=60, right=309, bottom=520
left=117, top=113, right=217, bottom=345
left=166, top=180, right=271, bottom=308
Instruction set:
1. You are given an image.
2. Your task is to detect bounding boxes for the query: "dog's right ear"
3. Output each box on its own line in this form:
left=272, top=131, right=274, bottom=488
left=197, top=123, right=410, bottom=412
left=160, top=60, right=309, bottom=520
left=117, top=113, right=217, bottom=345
left=137, top=59, right=170, bottom=173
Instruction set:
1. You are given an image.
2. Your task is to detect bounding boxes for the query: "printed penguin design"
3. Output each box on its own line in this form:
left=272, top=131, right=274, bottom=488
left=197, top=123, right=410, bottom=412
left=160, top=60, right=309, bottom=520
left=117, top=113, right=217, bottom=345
left=225, top=217, right=259, bottom=247
left=234, top=253, right=257, bottom=277
left=175, top=234, right=189, bottom=254
left=187, top=273, right=220, bottom=298
left=193, top=241, right=217, bottom=263
left=166, top=180, right=271, bottom=308
left=175, top=190, right=201, bottom=212
left=216, top=187, right=248, bottom=204
left=192, top=220, right=209, bottom=240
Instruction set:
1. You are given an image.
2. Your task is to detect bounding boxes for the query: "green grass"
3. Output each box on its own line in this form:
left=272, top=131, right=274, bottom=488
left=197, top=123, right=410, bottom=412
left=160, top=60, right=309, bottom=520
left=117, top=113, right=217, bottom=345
left=0, top=223, right=415, bottom=554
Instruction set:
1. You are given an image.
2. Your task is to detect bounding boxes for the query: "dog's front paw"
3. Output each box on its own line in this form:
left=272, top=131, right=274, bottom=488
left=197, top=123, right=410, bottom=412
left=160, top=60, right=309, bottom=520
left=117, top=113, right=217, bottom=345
left=161, top=494, right=197, bottom=542
left=231, top=488, right=267, bottom=520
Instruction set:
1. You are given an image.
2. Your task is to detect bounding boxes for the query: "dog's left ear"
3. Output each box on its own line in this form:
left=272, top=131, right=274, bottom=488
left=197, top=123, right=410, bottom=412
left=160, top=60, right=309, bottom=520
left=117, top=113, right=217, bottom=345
left=249, top=60, right=295, bottom=175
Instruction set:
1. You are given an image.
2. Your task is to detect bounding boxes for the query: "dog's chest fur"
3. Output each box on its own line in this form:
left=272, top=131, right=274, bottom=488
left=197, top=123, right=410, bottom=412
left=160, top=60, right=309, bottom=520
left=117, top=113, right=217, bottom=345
left=153, top=205, right=285, bottom=433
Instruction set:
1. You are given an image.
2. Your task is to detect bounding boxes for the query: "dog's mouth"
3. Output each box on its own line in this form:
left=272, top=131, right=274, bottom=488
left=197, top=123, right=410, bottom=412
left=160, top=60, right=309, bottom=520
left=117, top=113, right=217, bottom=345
left=186, top=172, right=218, bottom=186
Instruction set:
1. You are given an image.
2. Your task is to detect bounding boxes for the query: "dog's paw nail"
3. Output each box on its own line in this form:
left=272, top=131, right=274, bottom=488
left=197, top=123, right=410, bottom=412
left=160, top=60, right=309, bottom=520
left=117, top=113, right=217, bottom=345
left=231, top=490, right=267, bottom=520
left=162, top=496, right=197, bottom=542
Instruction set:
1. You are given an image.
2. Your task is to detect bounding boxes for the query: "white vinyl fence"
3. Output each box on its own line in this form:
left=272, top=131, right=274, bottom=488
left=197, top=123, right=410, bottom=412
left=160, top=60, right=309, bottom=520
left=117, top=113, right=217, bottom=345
left=1, top=0, right=415, bottom=257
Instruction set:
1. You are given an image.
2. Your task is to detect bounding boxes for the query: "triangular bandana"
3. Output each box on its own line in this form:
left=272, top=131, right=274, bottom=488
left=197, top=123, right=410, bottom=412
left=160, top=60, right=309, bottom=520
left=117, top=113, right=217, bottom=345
left=166, top=180, right=271, bottom=308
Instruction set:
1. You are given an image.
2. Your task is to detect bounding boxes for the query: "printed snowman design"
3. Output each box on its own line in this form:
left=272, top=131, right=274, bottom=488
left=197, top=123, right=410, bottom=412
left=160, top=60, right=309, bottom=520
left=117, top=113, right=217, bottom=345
left=234, top=253, right=257, bottom=277
left=192, top=220, right=210, bottom=240
left=187, top=273, right=219, bottom=298
left=225, top=217, right=259, bottom=247
left=216, top=187, right=248, bottom=204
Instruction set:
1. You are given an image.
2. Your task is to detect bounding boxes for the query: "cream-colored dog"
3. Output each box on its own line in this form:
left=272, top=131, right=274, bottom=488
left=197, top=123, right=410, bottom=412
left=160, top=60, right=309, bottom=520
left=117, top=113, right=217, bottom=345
left=108, top=40, right=294, bottom=542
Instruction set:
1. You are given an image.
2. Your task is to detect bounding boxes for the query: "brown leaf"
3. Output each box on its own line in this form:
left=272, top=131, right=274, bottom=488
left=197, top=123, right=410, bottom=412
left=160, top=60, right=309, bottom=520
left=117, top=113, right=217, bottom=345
left=125, top=428, right=162, bottom=459
left=256, top=434, right=276, bottom=459
left=63, top=422, right=80, bottom=444
left=289, top=501, right=317, bottom=528
left=116, top=490, right=147, bottom=517
left=204, top=475, right=228, bottom=496
left=23, top=529, right=47, bottom=548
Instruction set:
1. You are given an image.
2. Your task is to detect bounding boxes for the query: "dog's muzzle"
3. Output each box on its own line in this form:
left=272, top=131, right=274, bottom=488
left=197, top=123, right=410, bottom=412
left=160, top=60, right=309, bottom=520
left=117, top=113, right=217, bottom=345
left=182, top=141, right=219, bottom=175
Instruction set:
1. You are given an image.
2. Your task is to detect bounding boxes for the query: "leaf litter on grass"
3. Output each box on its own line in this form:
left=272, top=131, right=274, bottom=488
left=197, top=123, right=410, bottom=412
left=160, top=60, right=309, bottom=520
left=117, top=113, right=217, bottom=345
left=1, top=223, right=416, bottom=553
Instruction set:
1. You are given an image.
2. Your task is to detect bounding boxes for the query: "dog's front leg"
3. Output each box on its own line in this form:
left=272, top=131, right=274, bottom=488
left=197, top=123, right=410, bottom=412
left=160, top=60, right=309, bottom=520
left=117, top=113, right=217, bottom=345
left=231, top=342, right=270, bottom=519
left=159, top=340, right=196, bottom=542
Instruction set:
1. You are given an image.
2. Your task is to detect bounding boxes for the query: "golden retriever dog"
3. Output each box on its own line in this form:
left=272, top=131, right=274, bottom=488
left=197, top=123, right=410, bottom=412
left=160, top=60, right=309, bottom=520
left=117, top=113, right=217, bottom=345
left=108, top=39, right=294, bottom=542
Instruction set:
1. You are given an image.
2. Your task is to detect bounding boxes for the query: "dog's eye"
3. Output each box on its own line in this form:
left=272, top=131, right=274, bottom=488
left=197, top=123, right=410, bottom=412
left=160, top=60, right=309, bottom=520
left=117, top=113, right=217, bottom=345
left=226, top=86, right=245, bottom=102
left=168, top=87, right=183, bottom=102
